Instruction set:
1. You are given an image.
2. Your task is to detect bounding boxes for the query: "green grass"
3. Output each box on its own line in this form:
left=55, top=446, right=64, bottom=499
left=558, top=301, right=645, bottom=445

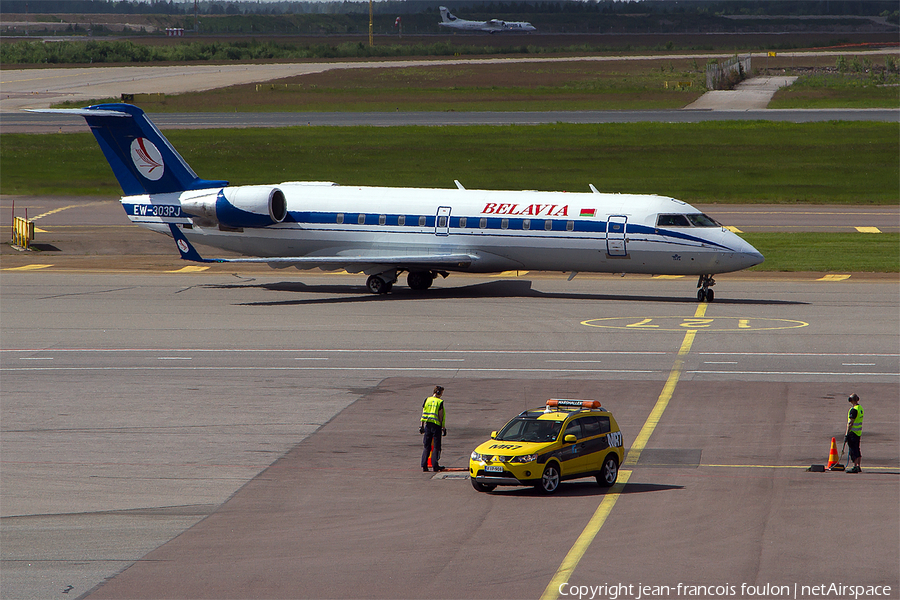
left=742, top=233, right=899, bottom=272
left=54, top=60, right=708, bottom=113
left=1, top=122, right=897, bottom=203
left=770, top=73, right=900, bottom=109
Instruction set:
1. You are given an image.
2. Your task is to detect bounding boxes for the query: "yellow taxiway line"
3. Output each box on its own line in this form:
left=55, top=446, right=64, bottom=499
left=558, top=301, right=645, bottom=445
left=541, top=302, right=708, bottom=600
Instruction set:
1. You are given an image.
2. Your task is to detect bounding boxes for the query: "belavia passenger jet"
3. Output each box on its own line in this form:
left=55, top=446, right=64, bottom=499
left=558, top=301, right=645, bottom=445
left=33, top=104, right=762, bottom=300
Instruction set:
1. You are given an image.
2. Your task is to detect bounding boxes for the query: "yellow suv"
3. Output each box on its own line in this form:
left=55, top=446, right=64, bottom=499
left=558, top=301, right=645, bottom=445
left=469, top=399, right=624, bottom=494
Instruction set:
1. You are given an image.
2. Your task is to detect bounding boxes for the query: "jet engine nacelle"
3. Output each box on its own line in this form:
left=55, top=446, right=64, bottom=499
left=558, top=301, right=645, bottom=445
left=181, top=186, right=287, bottom=228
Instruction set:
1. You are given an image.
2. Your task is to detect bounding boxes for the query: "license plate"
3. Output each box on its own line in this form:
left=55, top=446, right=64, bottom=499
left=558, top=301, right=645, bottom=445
left=485, top=465, right=503, bottom=473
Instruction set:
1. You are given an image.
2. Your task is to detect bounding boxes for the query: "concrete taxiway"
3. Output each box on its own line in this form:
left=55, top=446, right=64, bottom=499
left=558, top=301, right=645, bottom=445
left=1, top=267, right=898, bottom=600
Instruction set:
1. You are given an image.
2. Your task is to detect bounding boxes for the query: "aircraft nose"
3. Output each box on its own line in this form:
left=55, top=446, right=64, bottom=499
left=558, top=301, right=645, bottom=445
left=732, top=235, right=764, bottom=270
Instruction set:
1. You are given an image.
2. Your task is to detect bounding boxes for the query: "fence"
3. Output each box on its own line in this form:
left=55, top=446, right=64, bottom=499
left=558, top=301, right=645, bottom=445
left=12, top=216, right=34, bottom=249
left=706, top=55, right=752, bottom=90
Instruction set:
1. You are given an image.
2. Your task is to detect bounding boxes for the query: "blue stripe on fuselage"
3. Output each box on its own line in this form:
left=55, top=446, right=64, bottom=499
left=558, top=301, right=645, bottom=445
left=282, top=211, right=735, bottom=251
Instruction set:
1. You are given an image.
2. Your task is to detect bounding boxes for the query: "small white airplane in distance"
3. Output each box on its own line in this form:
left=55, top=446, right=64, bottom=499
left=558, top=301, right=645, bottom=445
left=32, top=104, right=762, bottom=301
left=439, top=6, right=536, bottom=33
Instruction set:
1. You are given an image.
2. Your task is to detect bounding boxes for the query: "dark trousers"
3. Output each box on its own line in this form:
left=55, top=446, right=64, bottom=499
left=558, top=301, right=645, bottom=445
left=421, top=422, right=442, bottom=469
left=847, top=433, right=861, bottom=461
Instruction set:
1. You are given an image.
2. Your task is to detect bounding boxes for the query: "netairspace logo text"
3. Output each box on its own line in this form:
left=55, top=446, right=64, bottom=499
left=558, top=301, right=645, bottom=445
left=557, top=582, right=894, bottom=600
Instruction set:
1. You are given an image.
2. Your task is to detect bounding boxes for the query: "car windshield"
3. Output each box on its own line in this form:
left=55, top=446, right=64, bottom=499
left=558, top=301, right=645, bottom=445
left=495, top=418, right=563, bottom=443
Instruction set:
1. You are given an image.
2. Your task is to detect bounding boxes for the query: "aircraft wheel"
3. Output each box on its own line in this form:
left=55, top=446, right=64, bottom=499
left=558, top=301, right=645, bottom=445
left=407, top=271, right=434, bottom=291
left=697, top=289, right=706, bottom=302
left=366, top=275, right=389, bottom=294
left=706, top=289, right=714, bottom=302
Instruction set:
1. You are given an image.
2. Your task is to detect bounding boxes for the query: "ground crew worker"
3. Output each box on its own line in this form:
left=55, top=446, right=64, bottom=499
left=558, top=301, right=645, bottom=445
left=420, top=385, right=446, bottom=472
left=844, top=393, right=863, bottom=473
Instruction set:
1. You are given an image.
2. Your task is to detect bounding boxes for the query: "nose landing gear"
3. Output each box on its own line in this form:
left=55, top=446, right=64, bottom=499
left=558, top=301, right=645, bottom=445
left=697, top=274, right=716, bottom=302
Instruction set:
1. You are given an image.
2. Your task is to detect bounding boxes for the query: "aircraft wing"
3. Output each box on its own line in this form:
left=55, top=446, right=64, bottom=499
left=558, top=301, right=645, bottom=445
left=168, top=224, right=475, bottom=269
left=210, top=254, right=476, bottom=269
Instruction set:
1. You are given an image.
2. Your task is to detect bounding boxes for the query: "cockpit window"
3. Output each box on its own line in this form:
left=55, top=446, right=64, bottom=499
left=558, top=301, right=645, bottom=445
left=657, top=213, right=721, bottom=228
left=686, top=213, right=721, bottom=227
left=657, top=214, right=691, bottom=227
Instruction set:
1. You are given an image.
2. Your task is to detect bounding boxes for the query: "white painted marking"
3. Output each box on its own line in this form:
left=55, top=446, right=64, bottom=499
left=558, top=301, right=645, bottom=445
left=546, top=360, right=602, bottom=364
left=157, top=357, right=192, bottom=360
left=704, top=361, right=738, bottom=364
left=19, top=357, right=53, bottom=360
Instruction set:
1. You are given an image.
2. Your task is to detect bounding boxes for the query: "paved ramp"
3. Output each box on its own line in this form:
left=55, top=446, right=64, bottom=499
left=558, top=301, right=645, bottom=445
left=684, top=76, right=798, bottom=111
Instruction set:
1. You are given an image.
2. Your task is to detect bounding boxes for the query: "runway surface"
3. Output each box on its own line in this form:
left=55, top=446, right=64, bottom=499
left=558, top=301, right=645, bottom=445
left=1, top=267, right=898, bottom=599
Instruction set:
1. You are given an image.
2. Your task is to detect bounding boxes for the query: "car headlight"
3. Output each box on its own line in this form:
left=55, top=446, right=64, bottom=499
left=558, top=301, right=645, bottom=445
left=510, top=454, right=537, bottom=463
left=471, top=451, right=484, bottom=461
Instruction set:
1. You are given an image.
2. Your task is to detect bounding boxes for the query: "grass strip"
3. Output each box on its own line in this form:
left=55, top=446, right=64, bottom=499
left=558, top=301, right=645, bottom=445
left=742, top=233, right=899, bottom=272
left=2, top=122, right=897, bottom=204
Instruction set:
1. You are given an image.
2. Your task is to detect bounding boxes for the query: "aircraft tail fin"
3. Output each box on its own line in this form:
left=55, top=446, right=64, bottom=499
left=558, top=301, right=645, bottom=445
left=439, top=6, right=456, bottom=22
left=28, top=104, right=228, bottom=196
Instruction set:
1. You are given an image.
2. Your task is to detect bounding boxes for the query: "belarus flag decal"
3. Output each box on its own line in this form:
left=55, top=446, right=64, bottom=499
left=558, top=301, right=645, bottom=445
left=580, top=208, right=596, bottom=217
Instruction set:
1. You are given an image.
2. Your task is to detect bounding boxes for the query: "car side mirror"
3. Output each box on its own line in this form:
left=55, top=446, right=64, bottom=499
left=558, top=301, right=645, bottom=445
left=490, top=431, right=497, bottom=439
left=564, top=434, right=577, bottom=444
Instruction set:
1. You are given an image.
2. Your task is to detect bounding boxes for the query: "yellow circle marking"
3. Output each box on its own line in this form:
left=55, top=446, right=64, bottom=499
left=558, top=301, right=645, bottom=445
left=581, top=316, right=809, bottom=332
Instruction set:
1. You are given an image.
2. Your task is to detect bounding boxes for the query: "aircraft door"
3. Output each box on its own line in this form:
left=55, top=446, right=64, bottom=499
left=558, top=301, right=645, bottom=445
left=607, top=215, right=627, bottom=257
left=435, top=206, right=451, bottom=236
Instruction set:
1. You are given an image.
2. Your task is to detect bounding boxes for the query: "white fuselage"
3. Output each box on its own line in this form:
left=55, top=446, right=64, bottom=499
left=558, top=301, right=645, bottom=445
left=123, top=183, right=763, bottom=276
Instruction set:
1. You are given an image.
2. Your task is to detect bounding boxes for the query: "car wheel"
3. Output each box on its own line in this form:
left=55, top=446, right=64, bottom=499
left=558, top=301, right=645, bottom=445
left=538, top=463, right=560, bottom=494
left=597, top=454, right=619, bottom=487
left=471, top=479, right=496, bottom=493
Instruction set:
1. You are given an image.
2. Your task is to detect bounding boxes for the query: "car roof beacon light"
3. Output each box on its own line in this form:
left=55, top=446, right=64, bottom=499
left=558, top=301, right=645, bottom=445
left=546, top=399, right=602, bottom=410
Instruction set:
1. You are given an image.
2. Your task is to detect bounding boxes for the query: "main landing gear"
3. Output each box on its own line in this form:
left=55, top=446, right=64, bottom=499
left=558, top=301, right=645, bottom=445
left=697, top=274, right=716, bottom=302
left=365, top=270, right=448, bottom=294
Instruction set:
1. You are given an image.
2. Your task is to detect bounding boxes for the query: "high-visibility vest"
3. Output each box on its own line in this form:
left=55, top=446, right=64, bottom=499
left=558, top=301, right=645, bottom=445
left=848, top=405, right=864, bottom=436
left=421, top=396, right=444, bottom=426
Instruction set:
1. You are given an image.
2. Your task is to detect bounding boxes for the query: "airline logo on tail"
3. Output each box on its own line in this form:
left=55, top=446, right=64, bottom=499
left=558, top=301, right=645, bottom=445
left=130, top=138, right=164, bottom=181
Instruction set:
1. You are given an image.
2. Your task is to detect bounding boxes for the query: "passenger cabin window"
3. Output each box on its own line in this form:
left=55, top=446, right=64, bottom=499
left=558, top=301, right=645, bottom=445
left=523, top=219, right=530, bottom=230
left=501, top=219, right=509, bottom=230
left=459, top=217, right=467, bottom=228
left=379, top=214, right=386, bottom=226
left=418, top=216, right=427, bottom=227
left=438, top=216, right=448, bottom=228
left=544, top=220, right=553, bottom=231
left=358, top=214, right=367, bottom=225
left=657, top=214, right=691, bottom=227
left=479, top=218, right=487, bottom=228
left=566, top=221, right=575, bottom=231
left=336, top=213, right=344, bottom=224
left=398, top=215, right=406, bottom=226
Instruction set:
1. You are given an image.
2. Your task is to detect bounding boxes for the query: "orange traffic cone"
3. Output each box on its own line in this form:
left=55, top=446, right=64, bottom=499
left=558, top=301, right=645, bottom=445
left=826, top=437, right=839, bottom=470
left=426, top=440, right=433, bottom=468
